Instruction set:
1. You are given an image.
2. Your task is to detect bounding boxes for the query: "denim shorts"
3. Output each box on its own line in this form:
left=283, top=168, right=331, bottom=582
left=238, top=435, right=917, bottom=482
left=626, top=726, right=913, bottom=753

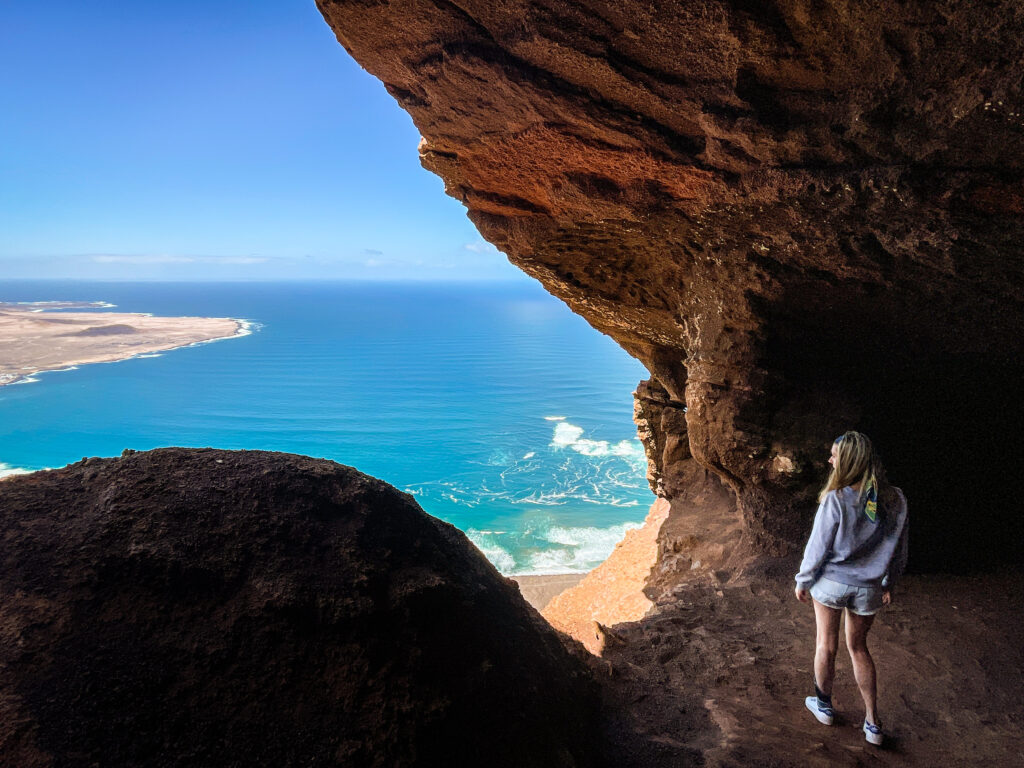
left=810, top=576, right=884, bottom=615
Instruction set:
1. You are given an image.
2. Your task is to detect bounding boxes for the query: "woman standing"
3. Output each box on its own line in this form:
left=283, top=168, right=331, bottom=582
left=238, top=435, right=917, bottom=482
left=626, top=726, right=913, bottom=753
left=794, top=431, right=909, bottom=746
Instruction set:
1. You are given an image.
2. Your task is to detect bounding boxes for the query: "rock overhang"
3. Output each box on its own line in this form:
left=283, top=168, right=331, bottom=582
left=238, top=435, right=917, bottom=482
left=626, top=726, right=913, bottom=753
left=318, top=0, right=1024, bottom=575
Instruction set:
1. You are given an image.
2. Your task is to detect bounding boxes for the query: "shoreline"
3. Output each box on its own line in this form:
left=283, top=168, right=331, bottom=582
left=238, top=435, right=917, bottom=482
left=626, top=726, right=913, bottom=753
left=541, top=498, right=671, bottom=654
left=0, top=303, right=253, bottom=387
left=510, top=572, right=587, bottom=612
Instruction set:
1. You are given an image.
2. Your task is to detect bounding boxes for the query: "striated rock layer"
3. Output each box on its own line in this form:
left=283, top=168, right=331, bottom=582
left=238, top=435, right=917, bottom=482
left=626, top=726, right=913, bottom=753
left=318, top=0, right=1024, bottom=580
left=0, top=449, right=602, bottom=767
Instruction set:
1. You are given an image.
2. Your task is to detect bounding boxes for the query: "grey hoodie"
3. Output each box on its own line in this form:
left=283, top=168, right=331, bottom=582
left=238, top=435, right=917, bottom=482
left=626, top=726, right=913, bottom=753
left=795, top=485, right=909, bottom=590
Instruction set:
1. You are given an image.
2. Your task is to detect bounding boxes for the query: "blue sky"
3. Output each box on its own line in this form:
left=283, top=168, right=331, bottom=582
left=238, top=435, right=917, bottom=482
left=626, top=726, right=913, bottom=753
left=0, top=0, right=525, bottom=281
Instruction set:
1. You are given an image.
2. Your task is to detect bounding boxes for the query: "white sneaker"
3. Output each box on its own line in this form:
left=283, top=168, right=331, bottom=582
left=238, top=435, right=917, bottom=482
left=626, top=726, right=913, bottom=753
left=863, top=720, right=884, bottom=746
left=804, top=696, right=834, bottom=726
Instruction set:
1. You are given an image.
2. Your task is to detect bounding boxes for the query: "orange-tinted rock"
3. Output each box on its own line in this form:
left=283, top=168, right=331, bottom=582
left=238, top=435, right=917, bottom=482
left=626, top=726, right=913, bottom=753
left=318, top=0, right=1024, bottom=578
left=543, top=498, right=670, bottom=654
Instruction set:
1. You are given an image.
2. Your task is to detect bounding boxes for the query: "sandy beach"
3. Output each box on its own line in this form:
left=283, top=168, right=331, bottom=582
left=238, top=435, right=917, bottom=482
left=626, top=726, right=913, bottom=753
left=0, top=302, right=245, bottom=386
left=511, top=573, right=587, bottom=611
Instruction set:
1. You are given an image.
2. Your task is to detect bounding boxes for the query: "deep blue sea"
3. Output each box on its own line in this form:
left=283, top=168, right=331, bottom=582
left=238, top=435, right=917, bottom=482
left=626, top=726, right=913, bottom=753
left=0, top=281, right=654, bottom=574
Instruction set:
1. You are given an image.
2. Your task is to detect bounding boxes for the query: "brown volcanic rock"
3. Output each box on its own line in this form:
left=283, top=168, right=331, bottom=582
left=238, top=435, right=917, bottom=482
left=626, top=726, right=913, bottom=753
left=318, top=0, right=1024, bottom=578
left=0, top=449, right=601, bottom=768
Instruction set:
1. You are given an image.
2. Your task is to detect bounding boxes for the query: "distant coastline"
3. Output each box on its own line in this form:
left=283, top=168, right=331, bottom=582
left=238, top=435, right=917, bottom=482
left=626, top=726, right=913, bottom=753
left=0, top=282, right=651, bottom=574
left=0, top=301, right=250, bottom=386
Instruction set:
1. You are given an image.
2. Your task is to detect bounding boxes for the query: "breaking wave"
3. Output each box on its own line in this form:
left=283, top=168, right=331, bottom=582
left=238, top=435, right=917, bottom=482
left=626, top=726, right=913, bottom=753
left=411, top=417, right=651, bottom=574
left=0, top=462, right=36, bottom=479
left=468, top=519, right=643, bottom=575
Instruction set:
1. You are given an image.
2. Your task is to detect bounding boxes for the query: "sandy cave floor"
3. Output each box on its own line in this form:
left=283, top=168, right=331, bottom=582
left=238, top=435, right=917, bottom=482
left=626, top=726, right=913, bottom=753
left=588, top=570, right=1024, bottom=767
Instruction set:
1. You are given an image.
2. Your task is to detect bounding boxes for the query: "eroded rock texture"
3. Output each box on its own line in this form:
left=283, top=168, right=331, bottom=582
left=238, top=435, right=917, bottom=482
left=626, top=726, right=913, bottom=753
left=0, top=449, right=601, bottom=767
left=319, top=0, right=1024, bottom=576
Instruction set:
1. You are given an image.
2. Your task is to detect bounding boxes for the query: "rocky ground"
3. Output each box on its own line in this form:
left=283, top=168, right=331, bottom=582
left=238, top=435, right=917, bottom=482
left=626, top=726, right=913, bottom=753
left=590, top=569, right=1024, bottom=767
left=2, top=448, right=1019, bottom=767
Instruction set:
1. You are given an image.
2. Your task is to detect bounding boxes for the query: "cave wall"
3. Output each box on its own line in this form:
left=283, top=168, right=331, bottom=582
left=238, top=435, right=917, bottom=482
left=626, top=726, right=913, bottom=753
left=318, top=0, right=1024, bottom=574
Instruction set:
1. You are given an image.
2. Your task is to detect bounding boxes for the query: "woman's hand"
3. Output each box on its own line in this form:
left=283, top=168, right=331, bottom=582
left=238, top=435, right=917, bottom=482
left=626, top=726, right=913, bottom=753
left=795, top=586, right=810, bottom=604
left=882, top=589, right=892, bottom=605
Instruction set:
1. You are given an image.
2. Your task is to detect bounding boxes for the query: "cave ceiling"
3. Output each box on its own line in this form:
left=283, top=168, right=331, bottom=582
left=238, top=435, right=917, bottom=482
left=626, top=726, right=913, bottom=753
left=318, top=0, right=1024, bottom=569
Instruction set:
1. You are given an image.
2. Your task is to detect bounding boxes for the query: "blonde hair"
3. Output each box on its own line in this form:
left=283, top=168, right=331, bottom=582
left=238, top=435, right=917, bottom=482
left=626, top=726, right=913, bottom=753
left=818, top=431, right=883, bottom=504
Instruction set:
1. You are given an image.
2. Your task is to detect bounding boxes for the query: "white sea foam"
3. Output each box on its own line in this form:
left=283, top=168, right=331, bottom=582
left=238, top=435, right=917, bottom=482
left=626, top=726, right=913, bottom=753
left=137, top=354, right=163, bottom=359
left=0, top=462, right=36, bottom=479
left=182, top=317, right=259, bottom=349
left=550, top=421, right=585, bottom=447
left=233, top=319, right=262, bottom=337
left=405, top=416, right=652, bottom=574
left=544, top=415, right=566, bottom=421
left=520, top=520, right=643, bottom=574
left=8, top=366, right=77, bottom=386
left=512, top=491, right=568, bottom=506
left=466, top=517, right=646, bottom=575
left=570, top=438, right=644, bottom=457
left=543, top=521, right=641, bottom=548
left=466, top=529, right=518, bottom=572
left=550, top=420, right=645, bottom=460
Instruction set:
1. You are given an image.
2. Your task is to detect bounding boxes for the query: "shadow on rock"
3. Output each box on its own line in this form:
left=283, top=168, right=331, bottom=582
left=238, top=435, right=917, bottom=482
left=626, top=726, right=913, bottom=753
left=0, top=448, right=603, bottom=768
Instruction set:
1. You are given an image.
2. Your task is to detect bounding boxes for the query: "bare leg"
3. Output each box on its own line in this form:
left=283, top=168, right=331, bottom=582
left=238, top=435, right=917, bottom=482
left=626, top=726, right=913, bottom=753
left=812, top=599, right=842, bottom=695
left=845, top=610, right=878, bottom=724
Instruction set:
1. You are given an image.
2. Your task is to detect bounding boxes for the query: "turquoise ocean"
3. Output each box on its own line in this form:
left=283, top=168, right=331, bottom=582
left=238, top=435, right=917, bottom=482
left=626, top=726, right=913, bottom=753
left=0, top=281, right=654, bottom=574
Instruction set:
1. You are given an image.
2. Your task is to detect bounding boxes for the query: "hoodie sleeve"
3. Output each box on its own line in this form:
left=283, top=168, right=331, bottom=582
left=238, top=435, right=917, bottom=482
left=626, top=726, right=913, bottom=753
left=795, top=493, right=841, bottom=590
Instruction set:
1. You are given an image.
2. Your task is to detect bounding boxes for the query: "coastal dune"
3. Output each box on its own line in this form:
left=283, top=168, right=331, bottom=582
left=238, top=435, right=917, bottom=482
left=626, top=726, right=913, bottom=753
left=0, top=303, right=244, bottom=386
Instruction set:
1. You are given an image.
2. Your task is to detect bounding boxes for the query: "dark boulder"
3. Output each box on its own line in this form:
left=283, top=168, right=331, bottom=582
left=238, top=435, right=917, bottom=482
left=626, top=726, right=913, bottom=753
left=0, top=448, right=601, bottom=767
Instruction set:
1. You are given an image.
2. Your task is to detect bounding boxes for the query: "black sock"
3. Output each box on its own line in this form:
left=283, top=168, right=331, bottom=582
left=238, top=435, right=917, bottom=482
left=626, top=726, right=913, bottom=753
left=814, top=682, right=832, bottom=707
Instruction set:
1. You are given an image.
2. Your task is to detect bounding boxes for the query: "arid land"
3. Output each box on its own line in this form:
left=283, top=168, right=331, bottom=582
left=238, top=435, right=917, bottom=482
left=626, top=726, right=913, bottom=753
left=0, top=302, right=244, bottom=386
